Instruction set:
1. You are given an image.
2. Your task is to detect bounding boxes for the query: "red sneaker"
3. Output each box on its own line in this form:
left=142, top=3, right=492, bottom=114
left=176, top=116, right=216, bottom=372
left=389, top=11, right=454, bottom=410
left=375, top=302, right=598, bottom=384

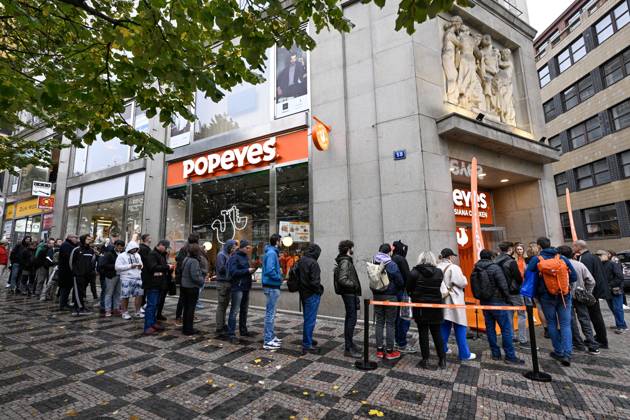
left=385, top=350, right=401, bottom=360
left=376, top=349, right=385, bottom=359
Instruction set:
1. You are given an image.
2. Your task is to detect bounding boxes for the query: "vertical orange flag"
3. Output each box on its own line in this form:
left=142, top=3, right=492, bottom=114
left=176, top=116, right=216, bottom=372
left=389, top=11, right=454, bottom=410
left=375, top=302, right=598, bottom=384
left=471, top=157, right=485, bottom=261
left=565, top=188, right=578, bottom=241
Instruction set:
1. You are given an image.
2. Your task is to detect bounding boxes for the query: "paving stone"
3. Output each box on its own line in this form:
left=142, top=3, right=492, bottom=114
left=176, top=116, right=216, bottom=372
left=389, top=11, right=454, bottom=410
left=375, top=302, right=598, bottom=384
left=31, top=393, right=76, bottom=413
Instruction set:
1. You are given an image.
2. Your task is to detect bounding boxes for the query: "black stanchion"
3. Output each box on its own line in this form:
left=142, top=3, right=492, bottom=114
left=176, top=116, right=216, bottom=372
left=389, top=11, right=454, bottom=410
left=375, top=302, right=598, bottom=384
left=355, top=298, right=377, bottom=371
left=523, top=302, right=552, bottom=382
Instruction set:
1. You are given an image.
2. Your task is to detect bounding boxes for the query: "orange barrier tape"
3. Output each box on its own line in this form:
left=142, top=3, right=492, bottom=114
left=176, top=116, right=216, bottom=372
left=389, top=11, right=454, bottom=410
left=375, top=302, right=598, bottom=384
left=369, top=300, right=526, bottom=311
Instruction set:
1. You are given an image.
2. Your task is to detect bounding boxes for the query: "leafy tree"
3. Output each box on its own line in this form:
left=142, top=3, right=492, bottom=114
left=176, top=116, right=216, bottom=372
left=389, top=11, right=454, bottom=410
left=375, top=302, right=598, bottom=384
left=0, top=0, right=469, bottom=170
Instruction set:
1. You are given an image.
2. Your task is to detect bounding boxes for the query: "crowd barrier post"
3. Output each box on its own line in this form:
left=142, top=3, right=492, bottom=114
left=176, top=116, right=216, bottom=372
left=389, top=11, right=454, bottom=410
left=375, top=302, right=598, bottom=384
left=355, top=298, right=377, bottom=371
left=523, top=302, right=552, bottom=382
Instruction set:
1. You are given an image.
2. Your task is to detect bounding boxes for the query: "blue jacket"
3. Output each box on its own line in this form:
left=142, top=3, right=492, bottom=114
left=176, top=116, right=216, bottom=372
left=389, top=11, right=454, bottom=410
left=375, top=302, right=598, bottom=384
left=372, top=253, right=404, bottom=296
left=227, top=250, right=252, bottom=292
left=216, top=240, right=237, bottom=282
left=262, top=245, right=282, bottom=288
left=526, top=248, right=577, bottom=298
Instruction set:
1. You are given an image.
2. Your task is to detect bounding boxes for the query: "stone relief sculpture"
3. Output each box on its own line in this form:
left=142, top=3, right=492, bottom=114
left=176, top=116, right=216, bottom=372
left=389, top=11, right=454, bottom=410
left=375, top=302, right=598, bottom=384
left=442, top=17, right=516, bottom=125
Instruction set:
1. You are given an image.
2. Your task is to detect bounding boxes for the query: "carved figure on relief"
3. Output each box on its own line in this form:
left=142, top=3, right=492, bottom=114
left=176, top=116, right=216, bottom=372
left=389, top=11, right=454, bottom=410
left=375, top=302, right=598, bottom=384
left=478, top=34, right=500, bottom=112
left=494, top=49, right=516, bottom=125
left=455, top=27, right=484, bottom=110
left=442, top=16, right=463, bottom=104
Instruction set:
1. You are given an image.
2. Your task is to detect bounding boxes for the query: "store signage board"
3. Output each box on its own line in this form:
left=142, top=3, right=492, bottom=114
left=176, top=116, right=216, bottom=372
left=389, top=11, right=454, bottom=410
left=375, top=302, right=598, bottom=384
left=452, top=187, right=493, bottom=225
left=32, top=180, right=52, bottom=197
left=279, top=221, right=310, bottom=242
left=37, top=196, right=55, bottom=210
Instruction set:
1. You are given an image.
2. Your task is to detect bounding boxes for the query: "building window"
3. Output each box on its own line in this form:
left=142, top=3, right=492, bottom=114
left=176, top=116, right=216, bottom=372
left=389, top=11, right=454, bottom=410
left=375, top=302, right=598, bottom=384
left=557, top=36, right=586, bottom=73
left=595, top=1, right=630, bottom=44
left=538, top=65, right=551, bottom=87
left=543, top=99, right=556, bottom=122
left=554, top=173, right=568, bottom=196
left=560, top=212, right=573, bottom=241
left=583, top=204, right=620, bottom=239
left=568, top=116, right=603, bottom=150
left=602, top=49, right=630, bottom=87
left=575, top=158, right=611, bottom=190
left=549, top=135, right=562, bottom=151
left=165, top=187, right=189, bottom=259
left=619, top=150, right=630, bottom=178
left=611, top=99, right=630, bottom=131
left=562, top=75, right=594, bottom=111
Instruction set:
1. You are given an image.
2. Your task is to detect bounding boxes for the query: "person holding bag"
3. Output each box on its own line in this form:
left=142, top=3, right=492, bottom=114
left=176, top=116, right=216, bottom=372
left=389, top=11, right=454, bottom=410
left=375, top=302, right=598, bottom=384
left=334, top=240, right=362, bottom=359
left=437, top=248, right=475, bottom=361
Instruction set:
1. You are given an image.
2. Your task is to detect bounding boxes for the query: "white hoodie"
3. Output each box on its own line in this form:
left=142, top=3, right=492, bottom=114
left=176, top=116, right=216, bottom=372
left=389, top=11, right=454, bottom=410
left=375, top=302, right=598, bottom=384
left=115, top=241, right=143, bottom=283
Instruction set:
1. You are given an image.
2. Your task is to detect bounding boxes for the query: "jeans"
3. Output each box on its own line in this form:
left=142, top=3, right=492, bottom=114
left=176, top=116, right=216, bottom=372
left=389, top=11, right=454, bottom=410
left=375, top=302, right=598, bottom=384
left=302, top=294, right=321, bottom=349
left=587, top=300, right=608, bottom=347
left=9, top=263, right=21, bottom=289
left=181, top=287, right=199, bottom=334
left=239, top=290, right=250, bottom=334
left=540, top=293, right=573, bottom=358
left=374, top=295, right=397, bottom=351
left=34, top=267, right=48, bottom=296
left=441, top=320, right=472, bottom=360
left=395, top=293, right=411, bottom=347
left=571, top=300, right=598, bottom=349
left=104, top=276, right=121, bottom=312
left=227, top=289, right=247, bottom=337
left=607, top=294, right=628, bottom=329
left=144, top=289, right=161, bottom=331
left=215, top=281, right=231, bottom=333
left=263, top=287, right=281, bottom=343
left=341, top=294, right=359, bottom=351
left=417, top=322, right=445, bottom=361
left=509, top=294, right=528, bottom=344
left=481, top=300, right=516, bottom=360
left=99, top=275, right=107, bottom=309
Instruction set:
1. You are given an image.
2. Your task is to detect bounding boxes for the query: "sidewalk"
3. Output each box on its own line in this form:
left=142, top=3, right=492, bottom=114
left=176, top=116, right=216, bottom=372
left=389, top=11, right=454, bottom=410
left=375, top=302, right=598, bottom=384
left=0, top=290, right=629, bottom=419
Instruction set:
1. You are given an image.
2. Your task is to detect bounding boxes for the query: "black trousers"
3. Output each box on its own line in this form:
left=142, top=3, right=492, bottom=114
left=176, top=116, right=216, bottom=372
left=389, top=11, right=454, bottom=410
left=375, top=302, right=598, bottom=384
left=157, top=289, right=167, bottom=318
left=89, top=275, right=97, bottom=299
left=342, top=294, right=359, bottom=351
left=59, top=287, right=71, bottom=309
left=416, top=321, right=445, bottom=361
left=73, top=275, right=91, bottom=310
left=181, top=287, right=199, bottom=334
left=588, top=300, right=608, bottom=347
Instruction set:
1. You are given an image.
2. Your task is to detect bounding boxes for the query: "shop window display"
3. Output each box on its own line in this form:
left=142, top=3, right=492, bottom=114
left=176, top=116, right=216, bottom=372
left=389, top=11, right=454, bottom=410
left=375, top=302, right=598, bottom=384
left=78, top=199, right=124, bottom=244
left=125, top=196, right=144, bottom=242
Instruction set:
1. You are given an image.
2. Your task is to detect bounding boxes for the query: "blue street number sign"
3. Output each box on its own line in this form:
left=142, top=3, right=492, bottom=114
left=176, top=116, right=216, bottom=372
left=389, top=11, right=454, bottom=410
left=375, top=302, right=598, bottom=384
left=393, top=150, right=406, bottom=160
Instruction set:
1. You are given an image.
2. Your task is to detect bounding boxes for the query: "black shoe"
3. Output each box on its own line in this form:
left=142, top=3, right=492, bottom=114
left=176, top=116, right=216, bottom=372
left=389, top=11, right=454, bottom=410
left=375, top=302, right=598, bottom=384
left=596, top=342, right=609, bottom=349
left=491, top=354, right=502, bottom=361
left=438, top=358, right=447, bottom=369
left=240, top=331, right=258, bottom=337
left=228, top=336, right=240, bottom=344
left=543, top=327, right=550, bottom=339
left=418, top=359, right=429, bottom=369
left=573, top=345, right=586, bottom=352
left=311, top=340, right=319, bottom=347
left=505, top=357, right=525, bottom=365
left=561, top=357, right=571, bottom=367
left=344, top=349, right=362, bottom=359
left=302, top=347, right=321, bottom=355
left=588, top=348, right=600, bottom=355
left=549, top=351, right=564, bottom=363
left=183, top=329, right=200, bottom=336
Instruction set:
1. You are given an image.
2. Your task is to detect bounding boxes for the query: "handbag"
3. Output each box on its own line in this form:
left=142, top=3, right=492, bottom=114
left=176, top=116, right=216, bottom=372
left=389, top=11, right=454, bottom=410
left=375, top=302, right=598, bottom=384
left=520, top=270, right=537, bottom=299
left=574, top=287, right=596, bottom=306
left=399, top=293, right=412, bottom=321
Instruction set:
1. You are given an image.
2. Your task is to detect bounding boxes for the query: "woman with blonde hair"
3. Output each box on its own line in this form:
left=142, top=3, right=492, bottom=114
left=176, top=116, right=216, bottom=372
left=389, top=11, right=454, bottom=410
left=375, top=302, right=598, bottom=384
left=407, top=251, right=446, bottom=369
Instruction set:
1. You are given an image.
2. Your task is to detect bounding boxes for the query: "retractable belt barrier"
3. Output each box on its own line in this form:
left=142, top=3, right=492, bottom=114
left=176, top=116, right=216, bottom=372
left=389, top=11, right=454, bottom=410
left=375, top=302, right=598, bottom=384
left=355, top=298, right=552, bottom=382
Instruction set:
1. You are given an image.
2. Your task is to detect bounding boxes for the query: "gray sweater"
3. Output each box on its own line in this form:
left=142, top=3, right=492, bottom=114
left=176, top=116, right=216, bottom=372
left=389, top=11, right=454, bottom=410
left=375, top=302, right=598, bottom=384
left=181, top=257, right=204, bottom=288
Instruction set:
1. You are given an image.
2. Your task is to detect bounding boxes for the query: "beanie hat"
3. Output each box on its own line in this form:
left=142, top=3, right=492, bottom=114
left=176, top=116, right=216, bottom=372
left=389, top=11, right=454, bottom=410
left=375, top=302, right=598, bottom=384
left=238, top=239, right=250, bottom=249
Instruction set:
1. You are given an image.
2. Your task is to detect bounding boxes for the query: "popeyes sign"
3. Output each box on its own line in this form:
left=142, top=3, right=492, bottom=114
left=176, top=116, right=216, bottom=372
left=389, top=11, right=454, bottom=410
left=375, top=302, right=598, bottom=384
left=167, top=130, right=308, bottom=187
left=452, top=187, right=493, bottom=225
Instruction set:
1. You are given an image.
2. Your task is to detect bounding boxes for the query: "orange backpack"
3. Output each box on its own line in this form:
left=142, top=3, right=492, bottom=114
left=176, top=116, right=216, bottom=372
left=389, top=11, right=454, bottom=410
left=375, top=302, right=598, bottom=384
left=537, top=255, right=570, bottom=296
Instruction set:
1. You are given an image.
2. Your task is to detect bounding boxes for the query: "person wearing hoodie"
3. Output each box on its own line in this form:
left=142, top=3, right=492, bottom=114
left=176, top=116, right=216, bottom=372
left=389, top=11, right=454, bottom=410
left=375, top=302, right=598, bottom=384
left=57, top=235, right=78, bottom=310
left=262, top=234, right=283, bottom=350
left=371, top=243, right=404, bottom=361
left=437, top=248, right=475, bottom=361
left=227, top=240, right=256, bottom=344
left=391, top=240, right=417, bottom=354
left=297, top=243, right=324, bottom=355
left=143, top=240, right=172, bottom=335
left=407, top=251, right=446, bottom=369
left=101, top=240, right=125, bottom=317
left=597, top=250, right=627, bottom=334
left=494, top=241, right=527, bottom=348
left=334, top=240, right=362, bottom=359
left=180, top=243, right=205, bottom=335
left=115, top=240, right=144, bottom=320
left=138, top=234, right=152, bottom=310
left=70, top=234, right=96, bottom=315
left=473, top=249, right=524, bottom=364
left=526, top=237, right=577, bottom=367
left=33, top=239, right=54, bottom=298
left=8, top=236, right=31, bottom=293
left=214, top=239, right=237, bottom=338
left=175, top=233, right=199, bottom=325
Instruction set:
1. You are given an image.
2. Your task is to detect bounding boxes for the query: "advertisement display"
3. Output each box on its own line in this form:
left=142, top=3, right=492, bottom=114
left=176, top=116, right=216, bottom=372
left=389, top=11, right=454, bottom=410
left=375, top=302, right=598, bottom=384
left=38, top=196, right=55, bottom=210
left=275, top=44, right=308, bottom=118
left=279, top=221, right=310, bottom=242
left=32, top=180, right=52, bottom=197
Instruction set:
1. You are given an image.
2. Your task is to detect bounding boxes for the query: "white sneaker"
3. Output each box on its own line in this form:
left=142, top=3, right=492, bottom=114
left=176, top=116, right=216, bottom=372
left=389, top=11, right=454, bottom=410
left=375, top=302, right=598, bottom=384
left=135, top=312, right=144, bottom=319
left=271, top=337, right=282, bottom=344
left=445, top=348, right=453, bottom=354
left=263, top=341, right=281, bottom=350
left=462, top=353, right=477, bottom=361
left=5, top=284, right=10, bottom=288
left=623, top=304, right=630, bottom=311
left=122, top=312, right=132, bottom=320
left=140, top=305, right=146, bottom=314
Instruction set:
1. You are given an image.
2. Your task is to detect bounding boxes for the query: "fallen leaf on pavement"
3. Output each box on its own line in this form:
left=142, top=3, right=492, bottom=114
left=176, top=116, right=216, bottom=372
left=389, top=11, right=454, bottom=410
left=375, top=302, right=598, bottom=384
left=65, top=409, right=78, bottom=417
left=95, top=370, right=105, bottom=375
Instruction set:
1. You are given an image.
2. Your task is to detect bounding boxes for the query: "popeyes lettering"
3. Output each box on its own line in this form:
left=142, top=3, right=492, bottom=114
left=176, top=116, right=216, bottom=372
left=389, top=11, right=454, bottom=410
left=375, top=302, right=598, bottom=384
left=452, top=188, right=492, bottom=222
left=182, top=138, right=277, bottom=178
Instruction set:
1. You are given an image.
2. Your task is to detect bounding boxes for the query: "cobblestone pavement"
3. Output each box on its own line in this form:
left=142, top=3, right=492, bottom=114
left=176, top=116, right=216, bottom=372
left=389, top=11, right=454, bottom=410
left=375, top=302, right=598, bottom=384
left=1, top=289, right=629, bottom=420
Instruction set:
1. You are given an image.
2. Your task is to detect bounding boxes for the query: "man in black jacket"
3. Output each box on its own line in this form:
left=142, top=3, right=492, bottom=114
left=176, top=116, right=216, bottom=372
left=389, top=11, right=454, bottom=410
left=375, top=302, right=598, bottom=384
left=143, top=240, right=172, bottom=335
left=71, top=234, right=96, bottom=316
left=8, top=236, right=31, bottom=293
left=297, top=244, right=323, bottom=354
left=101, top=240, right=124, bottom=317
left=495, top=242, right=527, bottom=348
left=334, top=240, right=362, bottom=358
left=597, top=250, right=627, bottom=334
left=58, top=235, right=78, bottom=311
left=18, top=242, right=36, bottom=295
left=138, top=234, right=152, bottom=311
left=573, top=240, right=609, bottom=348
left=391, top=240, right=417, bottom=354
left=473, top=249, right=523, bottom=364
left=33, top=239, right=54, bottom=298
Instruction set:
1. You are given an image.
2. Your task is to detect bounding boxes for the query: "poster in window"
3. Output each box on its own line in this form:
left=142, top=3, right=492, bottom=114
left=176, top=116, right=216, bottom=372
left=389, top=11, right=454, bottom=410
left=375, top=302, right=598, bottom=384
left=170, top=112, right=192, bottom=148
left=275, top=44, right=308, bottom=118
left=3, top=221, right=12, bottom=241
left=279, top=221, right=310, bottom=242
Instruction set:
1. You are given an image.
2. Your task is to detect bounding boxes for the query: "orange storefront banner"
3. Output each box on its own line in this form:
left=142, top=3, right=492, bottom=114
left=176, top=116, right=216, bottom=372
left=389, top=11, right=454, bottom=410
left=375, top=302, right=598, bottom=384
left=166, top=130, right=309, bottom=187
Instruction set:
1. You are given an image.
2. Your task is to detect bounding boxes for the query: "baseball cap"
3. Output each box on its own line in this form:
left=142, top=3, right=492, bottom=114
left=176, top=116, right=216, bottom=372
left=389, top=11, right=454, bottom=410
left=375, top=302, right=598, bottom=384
left=440, top=248, right=457, bottom=258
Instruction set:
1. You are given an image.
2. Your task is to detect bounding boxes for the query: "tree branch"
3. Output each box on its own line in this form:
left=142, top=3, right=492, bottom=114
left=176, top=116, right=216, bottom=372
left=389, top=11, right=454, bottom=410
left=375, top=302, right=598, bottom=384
left=57, top=0, right=137, bottom=27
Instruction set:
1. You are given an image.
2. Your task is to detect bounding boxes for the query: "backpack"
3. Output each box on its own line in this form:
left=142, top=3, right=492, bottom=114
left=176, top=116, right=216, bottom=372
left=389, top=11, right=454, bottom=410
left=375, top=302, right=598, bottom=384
left=287, top=264, right=300, bottom=293
left=538, top=254, right=569, bottom=296
left=470, top=265, right=494, bottom=300
left=367, top=261, right=390, bottom=293
left=495, top=255, right=520, bottom=294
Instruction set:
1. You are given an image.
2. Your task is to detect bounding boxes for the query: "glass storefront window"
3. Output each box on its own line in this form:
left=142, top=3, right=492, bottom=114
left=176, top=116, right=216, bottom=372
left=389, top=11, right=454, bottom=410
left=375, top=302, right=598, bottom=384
left=165, top=187, right=189, bottom=259
left=66, top=207, right=79, bottom=236
left=126, top=195, right=144, bottom=243
left=82, top=176, right=126, bottom=204
left=277, top=163, right=310, bottom=246
left=79, top=199, right=124, bottom=244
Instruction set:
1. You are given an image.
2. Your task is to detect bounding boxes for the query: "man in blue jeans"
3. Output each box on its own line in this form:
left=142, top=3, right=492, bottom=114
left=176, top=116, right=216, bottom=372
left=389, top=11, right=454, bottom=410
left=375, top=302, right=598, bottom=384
left=143, top=240, right=172, bottom=335
left=473, top=249, right=524, bottom=364
left=262, top=234, right=283, bottom=350
left=296, top=244, right=324, bottom=355
left=391, top=240, right=417, bottom=354
left=526, top=237, right=577, bottom=366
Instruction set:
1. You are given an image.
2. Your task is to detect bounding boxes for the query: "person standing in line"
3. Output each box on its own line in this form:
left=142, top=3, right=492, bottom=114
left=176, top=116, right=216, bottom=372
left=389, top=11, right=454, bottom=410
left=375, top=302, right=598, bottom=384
left=19, top=242, right=37, bottom=295
left=175, top=234, right=199, bottom=325
left=143, top=240, right=172, bottom=335
left=494, top=242, right=527, bottom=349
left=0, top=241, right=8, bottom=287
left=115, top=241, right=144, bottom=320
left=40, top=239, right=62, bottom=302
left=526, top=237, right=576, bottom=367
left=33, top=238, right=54, bottom=298
left=334, top=240, right=362, bottom=359
left=8, top=236, right=31, bottom=294
left=70, top=234, right=97, bottom=316
left=370, top=244, right=404, bottom=361
left=214, top=239, right=237, bottom=339
left=525, top=241, right=549, bottom=338
left=437, top=248, right=475, bottom=361
left=408, top=251, right=447, bottom=369
left=138, top=233, right=152, bottom=313
left=297, top=243, right=324, bottom=355
left=180, top=244, right=205, bottom=336
left=472, top=249, right=524, bottom=364
left=227, top=240, right=256, bottom=344
left=392, top=240, right=417, bottom=354
left=196, top=243, right=209, bottom=310
left=556, top=246, right=599, bottom=354
left=97, top=234, right=119, bottom=314
left=597, top=250, right=627, bottom=334
left=573, top=240, right=609, bottom=349
left=57, top=235, right=78, bottom=311
left=262, top=234, right=283, bottom=350
left=101, top=240, right=125, bottom=317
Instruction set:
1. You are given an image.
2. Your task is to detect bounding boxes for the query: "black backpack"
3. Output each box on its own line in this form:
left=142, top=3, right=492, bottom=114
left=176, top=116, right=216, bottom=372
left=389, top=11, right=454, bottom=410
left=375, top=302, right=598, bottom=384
left=470, top=265, right=494, bottom=300
left=495, top=255, right=520, bottom=294
left=287, top=264, right=300, bottom=293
